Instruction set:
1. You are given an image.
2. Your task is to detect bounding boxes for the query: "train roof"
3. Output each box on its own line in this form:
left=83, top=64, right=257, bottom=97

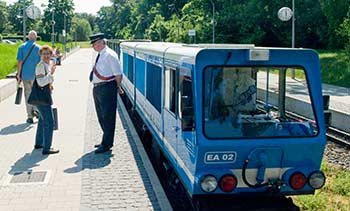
left=119, top=41, right=312, bottom=64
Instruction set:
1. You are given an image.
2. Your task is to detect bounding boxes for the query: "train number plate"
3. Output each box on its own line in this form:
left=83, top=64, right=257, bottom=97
left=204, top=151, right=237, bottom=164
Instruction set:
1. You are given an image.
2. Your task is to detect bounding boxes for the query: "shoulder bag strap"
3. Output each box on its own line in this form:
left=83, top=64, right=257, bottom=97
left=22, top=44, right=36, bottom=66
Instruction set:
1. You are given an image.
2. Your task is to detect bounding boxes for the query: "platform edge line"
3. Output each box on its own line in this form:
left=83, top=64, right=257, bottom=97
left=117, top=96, right=173, bottom=211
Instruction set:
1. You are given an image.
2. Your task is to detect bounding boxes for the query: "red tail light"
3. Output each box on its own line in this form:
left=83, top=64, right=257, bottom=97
left=289, top=172, right=307, bottom=190
left=219, top=175, right=237, bottom=192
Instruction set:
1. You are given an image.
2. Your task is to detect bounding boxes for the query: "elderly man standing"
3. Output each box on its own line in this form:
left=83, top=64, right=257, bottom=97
left=16, top=30, right=41, bottom=124
left=89, top=33, right=124, bottom=154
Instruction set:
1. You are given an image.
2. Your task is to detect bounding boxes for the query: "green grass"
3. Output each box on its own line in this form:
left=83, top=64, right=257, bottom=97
left=292, top=161, right=350, bottom=211
left=77, top=41, right=91, bottom=48
left=319, top=50, right=350, bottom=88
left=0, top=43, right=21, bottom=79
left=0, top=41, right=80, bottom=79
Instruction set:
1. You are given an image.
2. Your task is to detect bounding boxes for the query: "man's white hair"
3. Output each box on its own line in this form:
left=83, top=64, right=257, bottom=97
left=28, top=30, right=37, bottom=40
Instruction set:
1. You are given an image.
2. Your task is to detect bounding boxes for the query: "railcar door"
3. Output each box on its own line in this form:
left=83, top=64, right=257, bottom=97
left=163, top=66, right=179, bottom=163
left=176, top=66, right=197, bottom=171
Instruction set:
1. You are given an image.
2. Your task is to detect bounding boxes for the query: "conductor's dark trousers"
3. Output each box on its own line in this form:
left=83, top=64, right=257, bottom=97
left=93, top=81, right=118, bottom=148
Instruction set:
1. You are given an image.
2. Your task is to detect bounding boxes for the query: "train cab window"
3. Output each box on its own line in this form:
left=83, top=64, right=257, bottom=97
left=203, top=66, right=318, bottom=139
left=179, top=70, right=195, bottom=131
left=165, top=67, right=177, bottom=114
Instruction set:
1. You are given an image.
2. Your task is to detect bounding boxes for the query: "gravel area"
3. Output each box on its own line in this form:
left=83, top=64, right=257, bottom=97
left=324, top=142, right=350, bottom=170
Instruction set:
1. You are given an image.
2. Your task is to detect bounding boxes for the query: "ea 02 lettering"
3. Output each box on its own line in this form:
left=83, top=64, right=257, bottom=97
left=204, top=151, right=237, bottom=164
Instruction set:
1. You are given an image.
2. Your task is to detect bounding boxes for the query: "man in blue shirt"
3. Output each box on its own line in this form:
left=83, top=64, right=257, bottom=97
left=16, top=30, right=41, bottom=124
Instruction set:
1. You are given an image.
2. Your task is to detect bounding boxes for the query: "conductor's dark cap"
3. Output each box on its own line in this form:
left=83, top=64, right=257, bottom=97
left=89, top=33, right=105, bottom=44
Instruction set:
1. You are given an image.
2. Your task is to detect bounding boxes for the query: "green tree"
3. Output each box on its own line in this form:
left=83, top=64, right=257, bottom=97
left=0, top=1, right=8, bottom=33
left=146, top=14, right=168, bottom=41
left=320, top=0, right=350, bottom=49
left=337, top=7, right=350, bottom=52
left=41, top=0, right=74, bottom=41
left=110, top=0, right=134, bottom=38
left=7, top=0, right=35, bottom=34
left=75, top=13, right=98, bottom=32
left=180, top=0, right=212, bottom=43
left=71, top=17, right=92, bottom=41
left=94, top=0, right=350, bottom=49
left=96, top=6, right=116, bottom=38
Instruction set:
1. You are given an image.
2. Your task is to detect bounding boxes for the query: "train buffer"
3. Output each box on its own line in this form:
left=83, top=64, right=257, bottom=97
left=0, top=49, right=172, bottom=211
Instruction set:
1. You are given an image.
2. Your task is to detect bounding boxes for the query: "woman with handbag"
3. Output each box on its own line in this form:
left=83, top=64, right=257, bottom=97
left=30, top=45, right=59, bottom=155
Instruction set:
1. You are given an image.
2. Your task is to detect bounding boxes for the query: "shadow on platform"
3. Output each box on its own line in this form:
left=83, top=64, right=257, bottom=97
left=0, top=123, right=34, bottom=136
left=9, top=150, right=48, bottom=174
left=64, top=151, right=113, bottom=174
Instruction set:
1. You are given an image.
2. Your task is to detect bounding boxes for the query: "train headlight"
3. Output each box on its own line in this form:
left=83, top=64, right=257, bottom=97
left=200, top=175, right=217, bottom=193
left=219, top=175, right=237, bottom=192
left=289, top=172, right=307, bottom=190
left=308, top=171, right=326, bottom=189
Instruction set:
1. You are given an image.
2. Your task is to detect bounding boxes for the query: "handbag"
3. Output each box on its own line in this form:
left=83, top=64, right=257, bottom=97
left=14, top=84, right=23, bottom=105
left=27, top=79, right=52, bottom=106
left=28, top=63, right=53, bottom=106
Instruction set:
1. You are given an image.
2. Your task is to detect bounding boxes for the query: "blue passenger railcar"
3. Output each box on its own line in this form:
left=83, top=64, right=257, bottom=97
left=119, top=42, right=326, bottom=200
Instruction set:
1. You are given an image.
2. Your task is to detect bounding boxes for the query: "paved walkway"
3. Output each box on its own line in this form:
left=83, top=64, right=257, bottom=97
left=0, top=49, right=170, bottom=211
left=258, top=72, right=350, bottom=114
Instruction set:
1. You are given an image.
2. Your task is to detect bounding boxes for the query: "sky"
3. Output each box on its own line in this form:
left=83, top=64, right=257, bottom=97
left=4, top=0, right=112, bottom=15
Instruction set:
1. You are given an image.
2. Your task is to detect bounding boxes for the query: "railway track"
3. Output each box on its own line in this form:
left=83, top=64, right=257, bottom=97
left=324, top=127, right=350, bottom=169
left=285, top=109, right=350, bottom=169
left=326, top=127, right=350, bottom=148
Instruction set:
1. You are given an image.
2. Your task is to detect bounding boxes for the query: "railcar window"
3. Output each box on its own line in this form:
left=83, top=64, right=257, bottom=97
left=179, top=72, right=195, bottom=131
left=146, top=63, right=162, bottom=112
left=135, top=58, right=146, bottom=95
left=203, top=66, right=318, bottom=139
left=165, top=67, right=177, bottom=114
left=122, top=53, right=128, bottom=77
left=128, top=55, right=134, bottom=83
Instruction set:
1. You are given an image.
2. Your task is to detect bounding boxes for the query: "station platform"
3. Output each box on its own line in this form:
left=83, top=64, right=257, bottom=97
left=257, top=72, right=350, bottom=133
left=0, top=49, right=171, bottom=211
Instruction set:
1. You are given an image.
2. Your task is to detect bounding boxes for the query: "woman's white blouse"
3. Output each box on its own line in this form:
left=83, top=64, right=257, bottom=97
left=35, top=61, right=54, bottom=87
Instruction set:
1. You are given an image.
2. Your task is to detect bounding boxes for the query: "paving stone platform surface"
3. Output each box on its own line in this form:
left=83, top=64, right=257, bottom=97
left=0, top=48, right=171, bottom=211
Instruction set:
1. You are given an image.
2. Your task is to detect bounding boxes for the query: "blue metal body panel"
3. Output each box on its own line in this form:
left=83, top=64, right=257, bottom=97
left=119, top=43, right=326, bottom=197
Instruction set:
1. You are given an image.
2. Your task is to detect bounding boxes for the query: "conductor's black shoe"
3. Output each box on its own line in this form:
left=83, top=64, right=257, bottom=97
left=34, top=145, right=43, bottom=149
left=42, top=148, right=60, bottom=155
left=95, top=146, right=110, bottom=154
left=94, top=144, right=101, bottom=148
left=26, top=118, right=34, bottom=124
left=33, top=111, right=39, bottom=119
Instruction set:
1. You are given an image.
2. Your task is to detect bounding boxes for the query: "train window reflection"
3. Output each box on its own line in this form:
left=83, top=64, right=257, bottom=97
left=203, top=66, right=318, bottom=139
left=165, top=67, right=177, bottom=114
left=179, top=73, right=195, bottom=131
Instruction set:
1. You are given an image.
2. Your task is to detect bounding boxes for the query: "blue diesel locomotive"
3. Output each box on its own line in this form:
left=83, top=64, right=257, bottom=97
left=119, top=42, right=326, bottom=205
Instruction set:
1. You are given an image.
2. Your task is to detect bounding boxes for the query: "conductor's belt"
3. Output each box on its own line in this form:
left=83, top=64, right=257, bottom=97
left=93, top=80, right=115, bottom=87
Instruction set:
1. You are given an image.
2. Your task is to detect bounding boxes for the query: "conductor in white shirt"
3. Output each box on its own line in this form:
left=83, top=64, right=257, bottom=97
left=89, top=33, right=124, bottom=154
